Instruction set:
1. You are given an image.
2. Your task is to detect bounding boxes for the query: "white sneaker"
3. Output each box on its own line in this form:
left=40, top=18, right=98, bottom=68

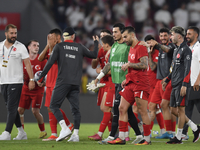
left=68, top=134, right=79, bottom=142
left=56, top=128, right=71, bottom=142
left=13, top=132, right=27, bottom=140
left=98, top=136, right=114, bottom=144
left=0, top=131, right=11, bottom=140
left=132, top=135, right=144, bottom=144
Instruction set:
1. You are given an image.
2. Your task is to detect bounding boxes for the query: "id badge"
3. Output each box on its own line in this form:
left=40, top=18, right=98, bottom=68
left=2, top=60, right=8, bottom=67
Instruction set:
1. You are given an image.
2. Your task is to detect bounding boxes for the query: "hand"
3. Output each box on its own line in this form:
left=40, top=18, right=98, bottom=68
left=93, top=35, right=99, bottom=42
left=121, top=63, right=129, bottom=71
left=149, top=46, right=154, bottom=54
left=193, top=80, right=200, bottom=91
left=139, top=41, right=150, bottom=48
left=149, top=40, right=158, bottom=47
left=105, top=49, right=111, bottom=61
left=96, top=67, right=102, bottom=74
left=28, top=81, right=35, bottom=90
left=121, top=79, right=126, bottom=88
left=161, top=77, right=167, bottom=84
left=180, top=86, right=187, bottom=97
left=47, top=34, right=57, bottom=50
left=94, top=78, right=99, bottom=86
left=162, top=82, right=167, bottom=91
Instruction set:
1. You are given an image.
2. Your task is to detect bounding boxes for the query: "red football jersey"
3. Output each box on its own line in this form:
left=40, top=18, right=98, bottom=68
left=97, top=47, right=109, bottom=83
left=147, top=49, right=159, bottom=88
left=125, top=42, right=150, bottom=92
left=45, top=49, right=58, bottom=88
left=22, top=55, right=46, bottom=95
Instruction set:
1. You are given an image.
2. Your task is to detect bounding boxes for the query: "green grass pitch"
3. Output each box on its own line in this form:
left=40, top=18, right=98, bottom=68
left=0, top=123, right=199, bottom=150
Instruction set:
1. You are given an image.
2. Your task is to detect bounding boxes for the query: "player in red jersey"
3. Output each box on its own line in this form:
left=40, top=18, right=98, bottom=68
left=38, top=29, right=73, bottom=141
left=108, top=26, right=151, bottom=145
left=18, top=40, right=47, bottom=138
left=88, top=30, right=115, bottom=141
left=132, top=35, right=165, bottom=136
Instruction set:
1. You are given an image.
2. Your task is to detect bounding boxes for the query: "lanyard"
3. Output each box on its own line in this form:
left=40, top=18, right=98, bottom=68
left=3, top=45, right=14, bottom=60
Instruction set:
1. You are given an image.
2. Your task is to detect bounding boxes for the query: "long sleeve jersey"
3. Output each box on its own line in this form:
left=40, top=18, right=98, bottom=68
left=38, top=40, right=98, bottom=86
left=166, top=41, right=192, bottom=87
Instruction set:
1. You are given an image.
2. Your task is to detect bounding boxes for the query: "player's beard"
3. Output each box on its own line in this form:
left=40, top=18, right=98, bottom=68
left=7, top=37, right=16, bottom=44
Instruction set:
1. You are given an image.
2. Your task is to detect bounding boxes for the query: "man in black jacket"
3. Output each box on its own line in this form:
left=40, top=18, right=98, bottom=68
left=37, top=27, right=99, bottom=142
left=163, top=26, right=200, bottom=144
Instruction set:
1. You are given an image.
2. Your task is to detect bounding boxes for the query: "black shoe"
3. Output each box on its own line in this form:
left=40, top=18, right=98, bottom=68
left=166, top=136, right=182, bottom=144
left=193, top=125, right=200, bottom=143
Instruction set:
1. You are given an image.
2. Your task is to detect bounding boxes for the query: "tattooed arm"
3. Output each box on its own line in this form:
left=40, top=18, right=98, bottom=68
left=148, top=52, right=157, bottom=71
left=121, top=56, right=148, bottom=71
left=150, top=40, right=171, bottom=53
left=94, top=63, right=111, bottom=85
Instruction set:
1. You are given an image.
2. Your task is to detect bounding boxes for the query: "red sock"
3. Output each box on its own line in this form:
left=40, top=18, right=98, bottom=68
left=171, top=121, right=176, bottom=132
left=143, top=124, right=151, bottom=136
left=99, top=112, right=111, bottom=132
left=38, top=123, right=45, bottom=132
left=60, top=109, right=70, bottom=126
left=134, top=113, right=140, bottom=123
left=49, top=112, right=57, bottom=134
left=119, top=120, right=128, bottom=132
left=22, top=124, right=24, bottom=129
left=150, top=121, right=154, bottom=130
left=164, top=120, right=172, bottom=132
left=156, top=112, right=165, bottom=129
left=108, top=116, right=112, bottom=132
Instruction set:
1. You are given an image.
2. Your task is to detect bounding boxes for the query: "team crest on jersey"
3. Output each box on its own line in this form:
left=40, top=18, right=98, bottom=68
left=129, top=53, right=135, bottom=60
left=176, top=53, right=180, bottom=58
left=35, top=65, right=41, bottom=70
left=186, top=55, right=190, bottom=60
left=13, top=47, right=16, bottom=51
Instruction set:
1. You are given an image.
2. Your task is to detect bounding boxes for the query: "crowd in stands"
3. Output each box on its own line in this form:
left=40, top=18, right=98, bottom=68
left=39, top=0, right=200, bottom=93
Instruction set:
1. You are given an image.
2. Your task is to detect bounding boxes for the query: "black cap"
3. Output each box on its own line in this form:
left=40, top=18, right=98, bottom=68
left=63, top=27, right=75, bottom=36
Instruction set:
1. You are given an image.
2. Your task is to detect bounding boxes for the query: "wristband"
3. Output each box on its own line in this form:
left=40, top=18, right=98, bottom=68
left=30, top=78, right=34, bottom=81
left=96, top=71, right=105, bottom=80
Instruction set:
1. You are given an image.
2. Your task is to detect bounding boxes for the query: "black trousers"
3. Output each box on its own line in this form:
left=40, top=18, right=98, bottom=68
left=1, top=84, right=23, bottom=133
left=50, top=84, right=81, bottom=129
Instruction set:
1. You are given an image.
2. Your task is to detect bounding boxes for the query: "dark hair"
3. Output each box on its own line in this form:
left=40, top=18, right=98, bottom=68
left=100, top=29, right=112, bottom=35
left=187, top=26, right=199, bottom=37
left=27, top=39, right=39, bottom=48
left=49, top=28, right=62, bottom=36
left=144, top=35, right=155, bottom=42
left=101, top=35, right=114, bottom=46
left=170, top=26, right=185, bottom=37
left=159, top=27, right=170, bottom=34
left=122, top=26, right=135, bottom=34
left=113, top=23, right=125, bottom=33
left=5, top=24, right=17, bottom=32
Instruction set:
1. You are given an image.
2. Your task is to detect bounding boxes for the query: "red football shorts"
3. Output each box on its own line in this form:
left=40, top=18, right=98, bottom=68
left=45, top=87, right=54, bottom=107
left=162, top=81, right=172, bottom=101
left=19, top=93, right=43, bottom=109
left=119, top=82, right=149, bottom=105
left=104, top=82, right=115, bottom=107
left=97, top=81, right=109, bottom=106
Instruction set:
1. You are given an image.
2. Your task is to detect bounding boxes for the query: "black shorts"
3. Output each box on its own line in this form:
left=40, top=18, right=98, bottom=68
left=170, top=85, right=188, bottom=107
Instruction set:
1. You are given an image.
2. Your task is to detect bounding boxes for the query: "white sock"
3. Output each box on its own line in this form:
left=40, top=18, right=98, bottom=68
left=73, top=129, right=79, bottom=135
left=59, top=120, right=68, bottom=130
left=97, top=132, right=103, bottom=137
left=125, top=131, right=129, bottom=138
left=17, top=127, right=25, bottom=133
left=52, top=133, right=57, bottom=137
left=187, top=120, right=197, bottom=131
left=119, top=131, right=125, bottom=140
left=136, top=135, right=143, bottom=139
left=160, top=128, right=165, bottom=134
left=176, top=128, right=183, bottom=140
left=144, top=135, right=150, bottom=142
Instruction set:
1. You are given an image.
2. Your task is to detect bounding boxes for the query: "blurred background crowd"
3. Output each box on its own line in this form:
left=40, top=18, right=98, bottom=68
left=39, top=0, right=200, bottom=93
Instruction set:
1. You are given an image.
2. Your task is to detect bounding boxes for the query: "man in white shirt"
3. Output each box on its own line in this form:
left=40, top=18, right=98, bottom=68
left=0, top=24, right=35, bottom=140
left=182, top=26, right=200, bottom=140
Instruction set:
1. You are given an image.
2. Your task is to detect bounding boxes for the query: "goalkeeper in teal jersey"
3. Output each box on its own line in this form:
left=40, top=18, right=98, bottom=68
left=95, top=23, right=143, bottom=144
